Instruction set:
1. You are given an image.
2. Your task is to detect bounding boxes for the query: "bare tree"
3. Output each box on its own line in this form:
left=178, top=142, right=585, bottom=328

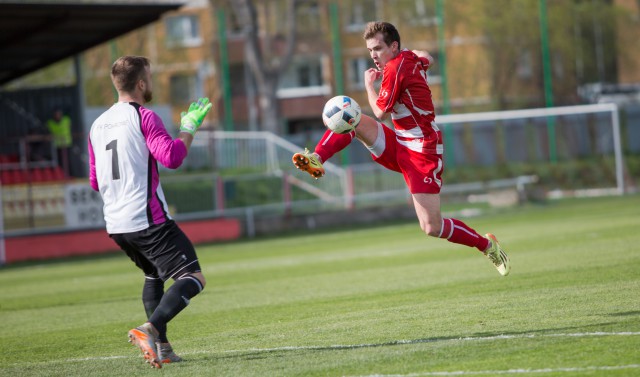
left=222, top=0, right=298, bottom=133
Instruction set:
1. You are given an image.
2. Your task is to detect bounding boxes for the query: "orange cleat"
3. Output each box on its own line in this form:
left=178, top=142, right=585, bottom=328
left=157, top=342, right=183, bottom=364
left=128, top=323, right=162, bottom=369
left=292, top=148, right=325, bottom=179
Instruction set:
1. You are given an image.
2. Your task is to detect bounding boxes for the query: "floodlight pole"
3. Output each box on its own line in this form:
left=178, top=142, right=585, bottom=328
left=110, top=40, right=119, bottom=101
left=329, top=2, right=344, bottom=95
left=436, top=0, right=454, bottom=167
left=217, top=9, right=234, bottom=131
left=436, top=0, right=450, bottom=116
left=539, top=0, right=557, bottom=163
left=329, top=2, right=350, bottom=165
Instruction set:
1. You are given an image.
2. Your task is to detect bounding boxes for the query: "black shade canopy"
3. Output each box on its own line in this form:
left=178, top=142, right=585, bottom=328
left=0, top=1, right=184, bottom=86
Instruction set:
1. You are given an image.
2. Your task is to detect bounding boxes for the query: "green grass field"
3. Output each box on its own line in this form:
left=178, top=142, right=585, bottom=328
left=1, top=195, right=639, bottom=377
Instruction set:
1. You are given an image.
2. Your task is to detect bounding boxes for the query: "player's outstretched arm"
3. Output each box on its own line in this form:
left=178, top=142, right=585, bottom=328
left=178, top=97, right=213, bottom=149
left=412, top=50, right=434, bottom=67
left=180, top=97, right=212, bottom=135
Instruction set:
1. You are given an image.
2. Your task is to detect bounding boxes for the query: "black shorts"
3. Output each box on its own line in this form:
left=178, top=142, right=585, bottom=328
left=110, top=220, right=201, bottom=281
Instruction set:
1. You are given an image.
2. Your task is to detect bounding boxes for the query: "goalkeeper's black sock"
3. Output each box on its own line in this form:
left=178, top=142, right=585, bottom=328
left=142, top=276, right=164, bottom=318
left=148, top=275, right=203, bottom=337
left=142, top=276, right=166, bottom=342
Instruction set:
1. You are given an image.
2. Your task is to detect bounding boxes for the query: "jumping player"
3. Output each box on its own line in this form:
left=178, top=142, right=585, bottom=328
left=292, top=22, right=510, bottom=276
left=88, top=56, right=212, bottom=368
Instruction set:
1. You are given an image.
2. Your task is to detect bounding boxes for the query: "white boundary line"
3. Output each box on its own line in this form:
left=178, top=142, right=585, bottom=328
left=6, top=331, right=639, bottom=367
left=220, top=331, right=640, bottom=354
left=354, top=364, right=640, bottom=377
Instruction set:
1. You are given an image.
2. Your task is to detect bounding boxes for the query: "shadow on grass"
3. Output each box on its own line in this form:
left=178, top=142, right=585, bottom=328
left=206, top=322, right=631, bottom=361
left=608, top=310, right=640, bottom=317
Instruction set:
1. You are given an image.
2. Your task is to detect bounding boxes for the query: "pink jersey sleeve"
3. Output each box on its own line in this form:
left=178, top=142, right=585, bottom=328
left=88, top=137, right=99, bottom=191
left=139, top=107, right=187, bottom=169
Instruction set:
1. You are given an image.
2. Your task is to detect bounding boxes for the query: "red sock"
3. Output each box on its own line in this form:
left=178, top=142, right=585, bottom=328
left=314, top=130, right=355, bottom=163
left=438, top=218, right=489, bottom=252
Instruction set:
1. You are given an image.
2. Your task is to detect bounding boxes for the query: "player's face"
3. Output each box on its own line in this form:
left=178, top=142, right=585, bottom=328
left=141, top=66, right=153, bottom=103
left=366, top=33, right=398, bottom=70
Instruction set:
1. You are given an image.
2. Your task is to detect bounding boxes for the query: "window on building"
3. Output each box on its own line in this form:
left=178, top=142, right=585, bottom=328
left=516, top=50, right=533, bottom=79
left=398, top=0, right=438, bottom=26
left=278, top=56, right=329, bottom=97
left=226, top=8, right=244, bottom=36
left=553, top=54, right=565, bottom=79
left=296, top=1, right=321, bottom=34
left=170, top=74, right=201, bottom=104
left=228, top=64, right=248, bottom=96
left=267, top=1, right=321, bottom=35
left=346, top=0, right=377, bottom=32
left=165, top=15, right=202, bottom=48
left=347, top=57, right=376, bottom=90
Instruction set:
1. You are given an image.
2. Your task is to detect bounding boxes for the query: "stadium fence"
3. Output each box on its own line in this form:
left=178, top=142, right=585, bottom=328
left=0, top=103, right=634, bottom=263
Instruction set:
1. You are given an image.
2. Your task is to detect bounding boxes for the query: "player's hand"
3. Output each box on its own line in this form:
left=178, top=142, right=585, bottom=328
left=412, top=50, right=434, bottom=65
left=364, top=68, right=382, bottom=88
left=180, top=97, right=212, bottom=135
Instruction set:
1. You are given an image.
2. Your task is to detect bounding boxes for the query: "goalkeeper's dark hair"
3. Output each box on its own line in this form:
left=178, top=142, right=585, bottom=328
left=363, top=21, right=401, bottom=50
left=111, top=56, right=150, bottom=93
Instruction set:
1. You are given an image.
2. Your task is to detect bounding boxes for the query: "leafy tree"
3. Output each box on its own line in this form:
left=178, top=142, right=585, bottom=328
left=451, top=0, right=623, bottom=109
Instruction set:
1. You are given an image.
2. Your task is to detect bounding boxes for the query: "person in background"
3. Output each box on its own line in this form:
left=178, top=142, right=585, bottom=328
left=47, top=108, right=72, bottom=176
left=88, top=55, right=212, bottom=369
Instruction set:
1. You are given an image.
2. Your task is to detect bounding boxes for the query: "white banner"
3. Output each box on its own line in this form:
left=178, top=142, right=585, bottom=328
left=64, top=183, right=105, bottom=227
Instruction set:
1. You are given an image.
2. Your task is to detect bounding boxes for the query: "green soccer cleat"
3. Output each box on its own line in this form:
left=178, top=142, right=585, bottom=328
left=292, top=148, right=325, bottom=179
left=484, top=233, right=511, bottom=276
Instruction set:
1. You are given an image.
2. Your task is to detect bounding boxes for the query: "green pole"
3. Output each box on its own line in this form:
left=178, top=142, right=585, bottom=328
left=329, top=2, right=344, bottom=94
left=329, top=2, right=349, bottom=165
left=217, top=9, right=233, bottom=131
left=539, top=0, right=557, bottom=163
left=436, top=0, right=454, bottom=166
left=110, top=40, right=119, bottom=101
left=436, top=0, right=450, bottom=115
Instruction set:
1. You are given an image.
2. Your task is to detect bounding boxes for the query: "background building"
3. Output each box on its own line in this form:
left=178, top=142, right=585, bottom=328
left=8, top=0, right=636, bottom=134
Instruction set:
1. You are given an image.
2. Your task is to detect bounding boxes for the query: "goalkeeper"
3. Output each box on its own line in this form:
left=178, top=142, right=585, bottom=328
left=88, top=56, right=212, bottom=369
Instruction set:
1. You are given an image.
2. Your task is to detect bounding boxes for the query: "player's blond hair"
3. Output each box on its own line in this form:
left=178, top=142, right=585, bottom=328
left=363, top=21, right=401, bottom=49
left=111, top=56, right=150, bottom=93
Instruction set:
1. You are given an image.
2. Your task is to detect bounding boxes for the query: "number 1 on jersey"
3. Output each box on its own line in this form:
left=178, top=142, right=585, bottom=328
left=106, top=139, right=120, bottom=180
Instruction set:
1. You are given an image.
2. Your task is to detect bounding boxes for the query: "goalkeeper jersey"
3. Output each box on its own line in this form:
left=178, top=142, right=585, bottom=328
left=88, top=102, right=187, bottom=234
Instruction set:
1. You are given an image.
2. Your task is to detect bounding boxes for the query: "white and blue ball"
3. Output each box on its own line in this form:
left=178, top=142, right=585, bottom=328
left=322, top=95, right=361, bottom=134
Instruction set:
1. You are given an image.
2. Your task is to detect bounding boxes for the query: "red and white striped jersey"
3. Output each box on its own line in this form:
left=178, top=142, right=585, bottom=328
left=376, top=49, right=443, bottom=155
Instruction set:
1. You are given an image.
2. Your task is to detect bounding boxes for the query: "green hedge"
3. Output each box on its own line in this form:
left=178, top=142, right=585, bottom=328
left=162, top=154, right=640, bottom=214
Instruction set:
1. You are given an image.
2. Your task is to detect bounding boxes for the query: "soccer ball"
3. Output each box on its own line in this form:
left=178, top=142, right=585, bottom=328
left=322, top=95, right=361, bottom=134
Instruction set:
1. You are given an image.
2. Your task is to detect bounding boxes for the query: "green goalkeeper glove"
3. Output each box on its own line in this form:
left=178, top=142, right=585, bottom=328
left=180, top=97, right=212, bottom=135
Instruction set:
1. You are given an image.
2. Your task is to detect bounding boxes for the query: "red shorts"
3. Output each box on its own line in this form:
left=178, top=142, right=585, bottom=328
left=372, top=124, right=444, bottom=194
